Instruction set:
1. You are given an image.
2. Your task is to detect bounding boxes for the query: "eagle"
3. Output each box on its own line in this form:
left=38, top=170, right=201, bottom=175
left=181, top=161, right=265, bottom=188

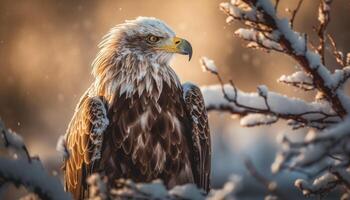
left=62, top=17, right=211, bottom=199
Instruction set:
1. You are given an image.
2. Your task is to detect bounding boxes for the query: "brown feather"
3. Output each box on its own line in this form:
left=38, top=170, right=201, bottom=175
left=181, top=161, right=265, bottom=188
left=63, top=94, right=109, bottom=200
left=182, top=82, right=211, bottom=192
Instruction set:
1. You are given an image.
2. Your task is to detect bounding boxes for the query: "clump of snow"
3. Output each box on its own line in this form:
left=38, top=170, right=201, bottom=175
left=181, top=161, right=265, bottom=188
left=240, top=114, right=278, bottom=127
left=200, top=57, right=218, bottom=74
left=234, top=28, right=256, bottom=40
left=303, top=130, right=318, bottom=142
left=220, top=1, right=261, bottom=23
left=220, top=2, right=242, bottom=19
left=278, top=71, right=313, bottom=86
left=0, top=122, right=30, bottom=159
left=208, top=175, right=241, bottom=200
left=265, top=195, right=278, bottom=200
left=136, top=179, right=168, bottom=198
left=295, top=172, right=338, bottom=196
left=87, top=174, right=107, bottom=200
left=86, top=175, right=242, bottom=200
left=313, top=173, right=337, bottom=189
left=271, top=153, right=285, bottom=173
left=109, top=178, right=209, bottom=199
left=330, top=67, right=350, bottom=89
left=294, top=179, right=310, bottom=195
left=0, top=158, right=71, bottom=200
left=290, top=143, right=326, bottom=167
left=0, top=120, right=71, bottom=199
left=56, top=135, right=69, bottom=160
left=257, top=85, right=268, bottom=97
left=0, top=121, right=24, bottom=150
left=226, top=16, right=234, bottom=24
left=274, top=17, right=306, bottom=55
left=234, top=29, right=283, bottom=51
left=169, top=184, right=205, bottom=200
left=310, top=116, right=350, bottom=139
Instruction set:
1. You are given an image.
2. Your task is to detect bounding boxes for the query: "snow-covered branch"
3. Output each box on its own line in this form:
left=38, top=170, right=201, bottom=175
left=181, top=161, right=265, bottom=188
left=278, top=71, right=315, bottom=91
left=272, top=117, right=350, bottom=175
left=200, top=57, right=339, bottom=130
left=201, top=0, right=350, bottom=198
left=86, top=174, right=240, bottom=200
left=220, top=0, right=350, bottom=117
left=317, top=0, right=332, bottom=64
left=244, top=158, right=285, bottom=200
left=0, top=118, right=243, bottom=200
left=327, top=34, right=350, bottom=67
left=0, top=120, right=72, bottom=200
left=202, top=84, right=340, bottom=129
left=0, top=117, right=242, bottom=199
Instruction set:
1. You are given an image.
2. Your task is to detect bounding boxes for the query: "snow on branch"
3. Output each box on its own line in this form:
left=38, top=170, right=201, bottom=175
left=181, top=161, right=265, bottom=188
left=56, top=135, right=69, bottom=160
left=86, top=174, right=240, bottom=200
left=234, top=28, right=283, bottom=52
left=278, top=71, right=315, bottom=91
left=0, top=118, right=242, bottom=200
left=272, top=117, right=350, bottom=175
left=202, top=84, right=339, bottom=129
left=200, top=58, right=339, bottom=129
left=240, top=114, right=277, bottom=127
left=244, top=158, right=285, bottom=200
left=317, top=0, right=332, bottom=65
left=327, top=34, right=350, bottom=67
left=0, top=158, right=71, bottom=200
left=220, top=0, right=350, bottom=117
left=0, top=120, right=72, bottom=200
left=200, top=56, right=218, bottom=74
left=294, top=168, right=350, bottom=198
left=0, top=120, right=30, bottom=160
left=199, top=0, right=350, bottom=198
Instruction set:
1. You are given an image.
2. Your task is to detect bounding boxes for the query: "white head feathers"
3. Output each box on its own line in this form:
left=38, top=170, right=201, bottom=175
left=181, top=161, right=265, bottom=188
left=90, top=17, right=181, bottom=102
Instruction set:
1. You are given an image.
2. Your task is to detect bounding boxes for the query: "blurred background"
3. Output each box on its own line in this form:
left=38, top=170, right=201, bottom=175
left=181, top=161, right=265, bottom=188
left=1, top=0, right=350, bottom=199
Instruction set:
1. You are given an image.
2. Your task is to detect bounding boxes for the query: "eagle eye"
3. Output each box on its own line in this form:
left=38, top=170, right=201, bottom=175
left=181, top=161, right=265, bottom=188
left=146, top=35, right=161, bottom=43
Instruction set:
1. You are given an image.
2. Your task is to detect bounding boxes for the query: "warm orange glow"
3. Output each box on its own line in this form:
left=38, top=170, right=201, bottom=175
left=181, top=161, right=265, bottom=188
left=0, top=0, right=349, bottom=180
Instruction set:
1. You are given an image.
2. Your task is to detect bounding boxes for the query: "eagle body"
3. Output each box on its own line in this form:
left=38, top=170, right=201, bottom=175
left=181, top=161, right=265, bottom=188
left=63, top=17, right=211, bottom=199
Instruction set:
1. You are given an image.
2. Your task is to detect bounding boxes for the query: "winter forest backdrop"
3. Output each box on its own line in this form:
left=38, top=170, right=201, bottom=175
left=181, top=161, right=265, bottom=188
left=1, top=0, right=350, bottom=199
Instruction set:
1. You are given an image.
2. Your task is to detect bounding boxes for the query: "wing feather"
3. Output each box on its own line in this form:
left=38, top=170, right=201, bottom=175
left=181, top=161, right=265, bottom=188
left=182, top=82, right=211, bottom=193
left=64, top=93, right=109, bottom=200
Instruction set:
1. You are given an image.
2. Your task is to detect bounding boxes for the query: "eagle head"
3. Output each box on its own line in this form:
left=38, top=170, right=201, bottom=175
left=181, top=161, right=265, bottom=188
left=93, top=17, right=192, bottom=71
left=121, top=17, right=192, bottom=61
left=92, top=17, right=192, bottom=100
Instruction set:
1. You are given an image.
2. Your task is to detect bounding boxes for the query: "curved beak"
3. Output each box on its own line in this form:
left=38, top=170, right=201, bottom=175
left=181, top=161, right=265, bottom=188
left=157, top=37, right=193, bottom=61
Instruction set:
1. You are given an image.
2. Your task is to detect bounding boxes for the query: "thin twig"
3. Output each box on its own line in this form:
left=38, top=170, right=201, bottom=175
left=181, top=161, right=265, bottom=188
left=317, top=0, right=333, bottom=65
left=327, top=34, right=346, bottom=67
left=275, top=0, right=280, bottom=11
left=290, top=0, right=304, bottom=29
left=244, top=158, right=289, bottom=200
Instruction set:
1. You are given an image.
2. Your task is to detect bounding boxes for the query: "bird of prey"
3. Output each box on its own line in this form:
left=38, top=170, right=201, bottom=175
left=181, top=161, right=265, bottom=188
left=62, top=17, right=211, bottom=199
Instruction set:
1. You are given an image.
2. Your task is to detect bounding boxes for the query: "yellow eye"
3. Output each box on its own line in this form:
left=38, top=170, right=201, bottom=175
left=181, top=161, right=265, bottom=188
left=147, top=35, right=160, bottom=43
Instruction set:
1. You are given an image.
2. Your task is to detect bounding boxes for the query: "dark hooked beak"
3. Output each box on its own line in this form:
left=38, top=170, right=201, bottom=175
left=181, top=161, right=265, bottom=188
left=176, top=38, right=193, bottom=61
left=158, top=37, right=193, bottom=61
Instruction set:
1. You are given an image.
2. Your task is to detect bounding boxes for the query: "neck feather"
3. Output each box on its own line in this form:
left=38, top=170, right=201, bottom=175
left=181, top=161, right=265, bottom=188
left=91, top=52, right=181, bottom=103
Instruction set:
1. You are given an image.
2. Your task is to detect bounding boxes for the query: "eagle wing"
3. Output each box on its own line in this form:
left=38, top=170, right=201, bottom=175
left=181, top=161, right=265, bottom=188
left=64, top=93, right=109, bottom=199
left=182, top=82, right=211, bottom=192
